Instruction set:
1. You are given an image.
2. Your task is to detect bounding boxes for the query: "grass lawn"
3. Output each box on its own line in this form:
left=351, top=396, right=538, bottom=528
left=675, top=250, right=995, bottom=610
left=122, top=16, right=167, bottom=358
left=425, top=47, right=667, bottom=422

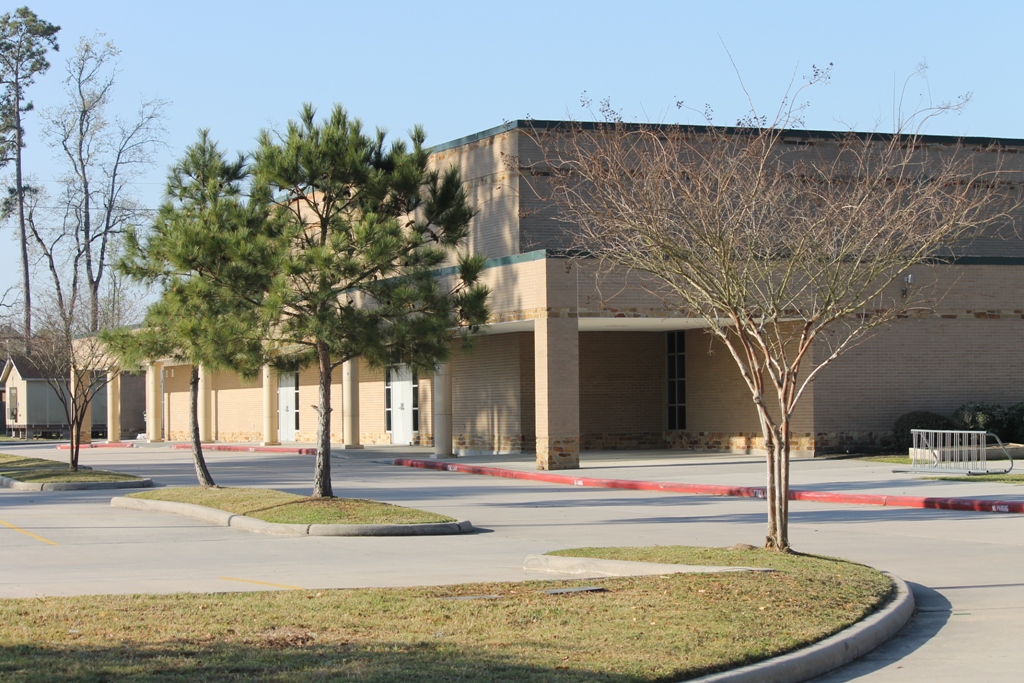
left=854, top=455, right=911, bottom=465
left=129, top=487, right=457, bottom=525
left=0, top=453, right=141, bottom=483
left=925, top=473, right=1024, bottom=484
left=0, top=546, right=892, bottom=683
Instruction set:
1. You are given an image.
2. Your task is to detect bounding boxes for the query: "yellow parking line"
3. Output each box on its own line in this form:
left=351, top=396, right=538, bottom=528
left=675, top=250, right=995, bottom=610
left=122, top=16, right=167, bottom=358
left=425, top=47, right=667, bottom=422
left=218, top=576, right=303, bottom=590
left=0, top=519, right=58, bottom=546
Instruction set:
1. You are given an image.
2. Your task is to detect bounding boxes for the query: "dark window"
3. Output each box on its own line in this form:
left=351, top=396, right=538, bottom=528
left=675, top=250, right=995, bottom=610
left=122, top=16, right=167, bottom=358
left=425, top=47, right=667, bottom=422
left=667, top=331, right=686, bottom=430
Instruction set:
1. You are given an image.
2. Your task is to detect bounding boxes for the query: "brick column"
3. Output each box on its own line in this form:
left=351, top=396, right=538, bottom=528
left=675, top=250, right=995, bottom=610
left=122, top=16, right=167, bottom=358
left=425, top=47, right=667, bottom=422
left=534, top=315, right=580, bottom=469
left=106, top=371, right=120, bottom=443
left=261, top=365, right=280, bottom=445
left=71, top=368, right=92, bottom=447
left=341, top=358, right=363, bottom=448
left=146, top=361, right=163, bottom=443
left=432, top=361, right=453, bottom=458
left=197, top=365, right=213, bottom=442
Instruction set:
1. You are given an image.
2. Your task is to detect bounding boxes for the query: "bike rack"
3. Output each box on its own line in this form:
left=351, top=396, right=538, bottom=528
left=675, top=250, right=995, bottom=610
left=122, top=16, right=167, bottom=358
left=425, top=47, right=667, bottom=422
left=894, top=429, right=1015, bottom=476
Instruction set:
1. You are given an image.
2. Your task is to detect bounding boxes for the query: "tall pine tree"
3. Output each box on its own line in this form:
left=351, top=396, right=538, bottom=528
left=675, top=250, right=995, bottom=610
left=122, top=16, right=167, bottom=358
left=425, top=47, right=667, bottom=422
left=0, top=7, right=59, bottom=349
left=254, top=104, right=488, bottom=498
left=104, top=131, right=275, bottom=487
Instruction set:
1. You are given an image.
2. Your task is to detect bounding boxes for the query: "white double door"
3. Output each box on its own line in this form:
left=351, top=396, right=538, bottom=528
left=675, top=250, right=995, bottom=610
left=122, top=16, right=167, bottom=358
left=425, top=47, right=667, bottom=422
left=389, top=366, right=415, bottom=445
left=278, top=371, right=298, bottom=442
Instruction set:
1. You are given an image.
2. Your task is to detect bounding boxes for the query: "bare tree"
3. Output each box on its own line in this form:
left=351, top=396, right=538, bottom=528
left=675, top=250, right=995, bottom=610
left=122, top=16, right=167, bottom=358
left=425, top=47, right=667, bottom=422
left=533, top=91, right=1021, bottom=550
left=30, top=301, right=117, bottom=470
left=42, top=35, right=166, bottom=332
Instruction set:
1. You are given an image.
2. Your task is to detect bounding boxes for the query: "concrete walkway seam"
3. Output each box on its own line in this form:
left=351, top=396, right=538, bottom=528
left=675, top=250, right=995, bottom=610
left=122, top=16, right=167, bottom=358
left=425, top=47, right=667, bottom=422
left=1, top=476, right=153, bottom=491
left=685, top=574, right=914, bottom=683
left=523, top=554, right=775, bottom=577
left=109, top=497, right=474, bottom=536
left=395, top=458, right=1024, bottom=514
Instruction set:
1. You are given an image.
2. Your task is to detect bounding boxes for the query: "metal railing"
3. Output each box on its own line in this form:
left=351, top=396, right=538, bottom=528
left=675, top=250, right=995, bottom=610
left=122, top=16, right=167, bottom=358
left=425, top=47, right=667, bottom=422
left=898, top=429, right=1015, bottom=475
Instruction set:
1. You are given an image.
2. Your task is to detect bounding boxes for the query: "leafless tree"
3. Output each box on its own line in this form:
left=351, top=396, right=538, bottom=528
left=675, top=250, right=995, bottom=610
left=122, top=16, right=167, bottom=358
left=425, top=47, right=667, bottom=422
left=30, top=299, right=117, bottom=470
left=42, top=34, right=165, bottom=332
left=531, top=84, right=1021, bottom=550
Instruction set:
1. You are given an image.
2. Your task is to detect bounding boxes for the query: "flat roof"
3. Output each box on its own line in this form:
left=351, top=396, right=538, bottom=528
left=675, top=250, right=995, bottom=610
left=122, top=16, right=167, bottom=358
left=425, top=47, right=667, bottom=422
left=431, top=119, right=1024, bottom=154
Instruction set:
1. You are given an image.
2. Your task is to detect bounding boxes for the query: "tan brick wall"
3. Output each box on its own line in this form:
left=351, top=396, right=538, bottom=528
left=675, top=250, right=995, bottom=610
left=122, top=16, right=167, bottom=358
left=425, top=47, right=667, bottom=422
left=452, top=333, right=530, bottom=453
left=813, top=317, right=1024, bottom=435
left=579, top=332, right=665, bottom=446
left=430, top=130, right=520, bottom=261
left=359, top=362, right=386, bottom=443
left=209, top=368, right=263, bottom=442
left=163, top=365, right=193, bottom=441
left=683, top=329, right=815, bottom=449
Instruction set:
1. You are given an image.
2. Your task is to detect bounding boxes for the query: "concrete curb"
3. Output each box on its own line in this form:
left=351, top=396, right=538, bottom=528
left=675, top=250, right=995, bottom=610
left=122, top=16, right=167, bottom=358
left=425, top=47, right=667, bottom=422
left=169, top=444, right=318, bottom=455
left=523, top=554, right=774, bottom=577
left=55, top=443, right=138, bottom=450
left=394, top=458, right=1024, bottom=514
left=1, top=475, right=152, bottom=491
left=110, top=496, right=474, bottom=536
left=686, top=574, right=914, bottom=683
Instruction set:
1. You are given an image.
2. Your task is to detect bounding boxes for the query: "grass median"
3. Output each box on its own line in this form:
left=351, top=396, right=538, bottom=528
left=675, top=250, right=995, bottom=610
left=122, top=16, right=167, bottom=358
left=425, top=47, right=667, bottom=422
left=0, top=546, right=893, bottom=682
left=0, top=453, right=141, bottom=483
left=925, top=473, right=1024, bottom=484
left=128, top=487, right=457, bottom=525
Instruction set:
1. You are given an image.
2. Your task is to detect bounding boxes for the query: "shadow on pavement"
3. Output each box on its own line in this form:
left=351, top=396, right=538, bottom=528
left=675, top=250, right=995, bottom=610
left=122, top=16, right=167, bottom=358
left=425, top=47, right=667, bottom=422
left=810, top=582, right=952, bottom=682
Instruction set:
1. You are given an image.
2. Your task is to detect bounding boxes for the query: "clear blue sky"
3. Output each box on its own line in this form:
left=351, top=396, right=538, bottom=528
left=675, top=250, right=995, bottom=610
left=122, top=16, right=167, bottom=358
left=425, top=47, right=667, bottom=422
left=4, top=0, right=1023, bottom=295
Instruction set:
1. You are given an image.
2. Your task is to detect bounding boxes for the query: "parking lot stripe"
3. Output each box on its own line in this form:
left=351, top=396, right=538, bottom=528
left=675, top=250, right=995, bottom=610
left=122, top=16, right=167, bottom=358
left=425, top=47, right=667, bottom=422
left=218, top=576, right=303, bottom=590
left=0, top=519, right=58, bottom=546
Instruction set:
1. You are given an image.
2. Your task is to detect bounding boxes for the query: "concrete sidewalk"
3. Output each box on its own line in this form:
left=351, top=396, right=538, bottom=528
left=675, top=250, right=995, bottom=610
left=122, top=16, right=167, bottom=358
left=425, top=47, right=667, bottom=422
left=1, top=442, right=1022, bottom=681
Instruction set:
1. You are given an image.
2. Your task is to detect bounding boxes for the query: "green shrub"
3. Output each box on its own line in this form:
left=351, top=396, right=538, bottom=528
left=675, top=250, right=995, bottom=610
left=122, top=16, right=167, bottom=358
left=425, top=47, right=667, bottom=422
left=1004, top=403, right=1024, bottom=444
left=951, top=402, right=1007, bottom=438
left=892, top=411, right=955, bottom=451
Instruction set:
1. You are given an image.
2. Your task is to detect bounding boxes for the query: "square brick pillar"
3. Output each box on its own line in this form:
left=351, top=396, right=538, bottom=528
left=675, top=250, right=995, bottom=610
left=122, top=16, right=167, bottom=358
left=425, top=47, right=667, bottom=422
left=261, top=365, right=280, bottom=446
left=71, top=368, right=92, bottom=447
left=146, top=361, right=163, bottom=443
left=341, top=358, right=363, bottom=448
left=197, top=365, right=213, bottom=442
left=106, top=371, right=121, bottom=443
left=432, top=361, right=453, bottom=458
left=535, top=315, right=580, bottom=470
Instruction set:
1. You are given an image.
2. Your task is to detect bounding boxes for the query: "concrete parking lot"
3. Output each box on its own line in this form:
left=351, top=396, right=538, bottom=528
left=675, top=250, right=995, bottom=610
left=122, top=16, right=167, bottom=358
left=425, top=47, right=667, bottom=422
left=2, top=442, right=1022, bottom=681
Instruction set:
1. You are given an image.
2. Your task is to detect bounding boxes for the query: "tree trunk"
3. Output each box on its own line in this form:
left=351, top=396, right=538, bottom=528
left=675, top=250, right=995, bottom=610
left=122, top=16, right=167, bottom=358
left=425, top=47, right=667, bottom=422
left=764, top=422, right=791, bottom=551
left=312, top=339, right=334, bottom=498
left=14, top=104, right=31, bottom=352
left=189, top=366, right=216, bottom=487
left=69, top=402, right=81, bottom=472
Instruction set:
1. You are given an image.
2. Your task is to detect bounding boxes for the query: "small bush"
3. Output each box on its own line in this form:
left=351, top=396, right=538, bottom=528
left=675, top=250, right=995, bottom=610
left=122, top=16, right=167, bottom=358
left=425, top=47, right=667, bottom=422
left=892, top=411, right=955, bottom=451
left=951, top=402, right=1007, bottom=438
left=1004, top=403, right=1024, bottom=444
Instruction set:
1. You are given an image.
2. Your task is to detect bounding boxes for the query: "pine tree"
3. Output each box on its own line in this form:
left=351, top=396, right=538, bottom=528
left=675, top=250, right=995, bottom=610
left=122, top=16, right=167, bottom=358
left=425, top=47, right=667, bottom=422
left=0, top=7, right=59, bottom=350
left=103, top=131, right=275, bottom=487
left=254, top=104, right=488, bottom=498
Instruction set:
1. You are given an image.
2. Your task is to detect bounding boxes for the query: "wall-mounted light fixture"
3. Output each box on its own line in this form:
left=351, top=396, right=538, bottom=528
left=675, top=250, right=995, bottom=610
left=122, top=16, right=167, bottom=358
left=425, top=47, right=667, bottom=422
left=901, top=273, right=914, bottom=298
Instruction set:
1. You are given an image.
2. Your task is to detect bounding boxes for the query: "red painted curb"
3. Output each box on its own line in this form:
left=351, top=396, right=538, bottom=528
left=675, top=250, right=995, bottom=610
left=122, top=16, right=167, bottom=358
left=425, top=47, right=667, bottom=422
left=55, top=442, right=137, bottom=450
left=169, top=443, right=317, bottom=455
left=393, top=458, right=1024, bottom=514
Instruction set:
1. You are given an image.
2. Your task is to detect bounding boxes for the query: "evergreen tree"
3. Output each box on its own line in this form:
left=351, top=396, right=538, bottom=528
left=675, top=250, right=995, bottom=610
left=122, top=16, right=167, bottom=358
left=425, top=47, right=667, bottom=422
left=0, top=6, right=59, bottom=349
left=254, top=104, right=488, bottom=498
left=103, top=131, right=275, bottom=487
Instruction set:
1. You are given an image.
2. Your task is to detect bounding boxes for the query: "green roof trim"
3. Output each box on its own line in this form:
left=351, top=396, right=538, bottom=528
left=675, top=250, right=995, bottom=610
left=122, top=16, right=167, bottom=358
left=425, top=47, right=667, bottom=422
left=432, top=249, right=548, bottom=278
